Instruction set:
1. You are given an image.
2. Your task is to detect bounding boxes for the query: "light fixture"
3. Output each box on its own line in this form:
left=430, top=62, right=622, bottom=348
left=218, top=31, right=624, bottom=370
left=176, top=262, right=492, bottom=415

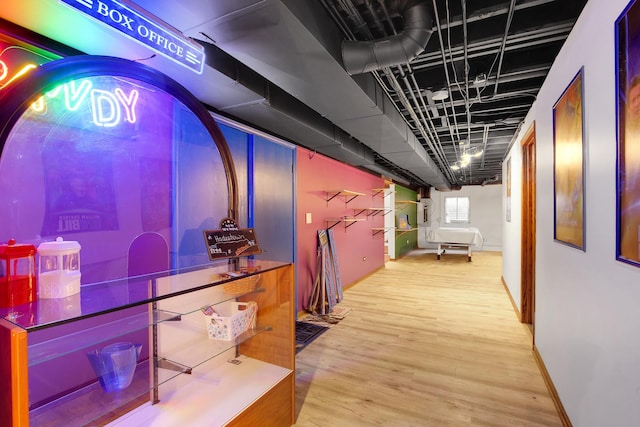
left=450, top=144, right=483, bottom=172
left=464, top=145, right=483, bottom=158
left=432, top=89, right=449, bottom=101
left=473, top=73, right=487, bottom=86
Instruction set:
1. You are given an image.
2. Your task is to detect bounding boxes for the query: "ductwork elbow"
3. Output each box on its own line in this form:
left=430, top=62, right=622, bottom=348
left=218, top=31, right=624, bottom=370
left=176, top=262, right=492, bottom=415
left=481, top=174, right=501, bottom=186
left=342, top=0, right=433, bottom=75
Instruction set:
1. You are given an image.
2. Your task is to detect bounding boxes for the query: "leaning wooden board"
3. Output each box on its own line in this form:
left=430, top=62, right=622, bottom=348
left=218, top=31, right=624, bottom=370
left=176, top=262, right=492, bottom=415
left=308, top=246, right=322, bottom=314
left=327, top=229, right=343, bottom=303
left=318, top=229, right=336, bottom=314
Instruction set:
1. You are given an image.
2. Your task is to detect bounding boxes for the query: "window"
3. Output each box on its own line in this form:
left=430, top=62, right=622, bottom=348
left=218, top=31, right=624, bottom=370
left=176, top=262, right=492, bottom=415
left=445, top=197, right=470, bottom=224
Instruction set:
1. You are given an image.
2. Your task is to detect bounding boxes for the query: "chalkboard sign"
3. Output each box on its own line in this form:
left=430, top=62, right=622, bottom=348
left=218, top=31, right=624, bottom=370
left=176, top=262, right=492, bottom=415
left=203, top=218, right=262, bottom=260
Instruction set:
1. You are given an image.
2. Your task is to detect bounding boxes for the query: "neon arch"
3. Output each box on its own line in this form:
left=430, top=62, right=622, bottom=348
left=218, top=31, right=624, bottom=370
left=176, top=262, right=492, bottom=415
left=0, top=56, right=238, bottom=282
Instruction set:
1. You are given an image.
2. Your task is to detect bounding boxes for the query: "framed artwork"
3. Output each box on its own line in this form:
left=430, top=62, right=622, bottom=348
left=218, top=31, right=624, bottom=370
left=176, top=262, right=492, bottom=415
left=616, top=0, right=640, bottom=266
left=553, top=68, right=585, bottom=250
left=506, top=157, right=511, bottom=222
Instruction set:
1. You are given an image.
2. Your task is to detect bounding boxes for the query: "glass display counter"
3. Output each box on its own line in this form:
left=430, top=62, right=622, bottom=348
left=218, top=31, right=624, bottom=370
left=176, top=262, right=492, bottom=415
left=0, top=259, right=295, bottom=427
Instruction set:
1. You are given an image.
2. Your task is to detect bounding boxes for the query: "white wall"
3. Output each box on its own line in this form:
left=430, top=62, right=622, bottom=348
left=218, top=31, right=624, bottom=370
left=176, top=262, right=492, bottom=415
left=504, top=0, right=640, bottom=425
left=419, top=184, right=503, bottom=251
left=385, top=185, right=396, bottom=259
left=503, top=148, right=523, bottom=309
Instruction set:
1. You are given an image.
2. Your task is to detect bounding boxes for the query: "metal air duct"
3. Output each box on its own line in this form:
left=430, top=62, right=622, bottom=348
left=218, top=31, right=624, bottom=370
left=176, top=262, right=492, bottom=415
left=342, top=0, right=433, bottom=75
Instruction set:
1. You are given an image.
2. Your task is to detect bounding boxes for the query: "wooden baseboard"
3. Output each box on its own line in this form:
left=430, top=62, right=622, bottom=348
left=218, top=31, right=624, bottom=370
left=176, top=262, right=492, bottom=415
left=343, top=265, right=385, bottom=291
left=533, top=345, right=572, bottom=427
left=500, top=276, right=521, bottom=322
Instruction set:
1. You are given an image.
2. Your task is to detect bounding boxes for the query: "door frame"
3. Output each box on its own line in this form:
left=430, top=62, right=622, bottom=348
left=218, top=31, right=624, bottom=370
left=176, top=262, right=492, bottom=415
left=521, top=123, right=536, bottom=333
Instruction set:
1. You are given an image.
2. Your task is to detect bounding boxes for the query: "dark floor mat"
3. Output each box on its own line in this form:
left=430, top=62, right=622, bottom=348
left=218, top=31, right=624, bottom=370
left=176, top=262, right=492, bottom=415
left=295, top=321, right=329, bottom=354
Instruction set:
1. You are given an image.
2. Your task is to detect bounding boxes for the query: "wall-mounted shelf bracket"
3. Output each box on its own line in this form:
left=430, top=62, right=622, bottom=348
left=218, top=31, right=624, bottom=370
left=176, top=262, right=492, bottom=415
left=326, top=190, right=365, bottom=206
left=353, top=207, right=393, bottom=218
left=372, top=188, right=394, bottom=199
left=372, top=227, right=395, bottom=236
left=369, top=207, right=393, bottom=217
left=326, top=217, right=365, bottom=230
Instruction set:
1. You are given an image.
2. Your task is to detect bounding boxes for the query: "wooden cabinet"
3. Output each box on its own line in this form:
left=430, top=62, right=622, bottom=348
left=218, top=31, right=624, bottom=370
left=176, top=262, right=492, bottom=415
left=0, top=260, right=294, bottom=426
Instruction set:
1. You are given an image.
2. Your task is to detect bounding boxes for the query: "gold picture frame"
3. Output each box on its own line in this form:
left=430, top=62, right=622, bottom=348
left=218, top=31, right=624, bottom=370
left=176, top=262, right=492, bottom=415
left=553, top=68, right=585, bottom=251
left=616, top=0, right=640, bottom=266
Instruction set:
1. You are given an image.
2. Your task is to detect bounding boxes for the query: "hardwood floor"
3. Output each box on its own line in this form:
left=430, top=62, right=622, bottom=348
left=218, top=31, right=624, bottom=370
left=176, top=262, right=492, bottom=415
left=294, top=250, right=560, bottom=426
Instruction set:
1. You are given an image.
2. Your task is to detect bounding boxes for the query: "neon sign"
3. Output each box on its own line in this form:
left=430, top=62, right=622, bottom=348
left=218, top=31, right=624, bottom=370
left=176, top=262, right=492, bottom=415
left=0, top=44, right=55, bottom=90
left=0, top=60, right=37, bottom=89
left=31, top=79, right=140, bottom=128
left=59, top=0, right=205, bottom=74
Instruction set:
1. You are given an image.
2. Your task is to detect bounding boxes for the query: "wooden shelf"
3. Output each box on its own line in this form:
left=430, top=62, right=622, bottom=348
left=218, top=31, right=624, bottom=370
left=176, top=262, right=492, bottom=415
left=371, top=188, right=394, bottom=198
left=396, top=200, right=420, bottom=211
left=325, top=190, right=365, bottom=205
left=372, top=227, right=395, bottom=236
left=325, top=217, right=365, bottom=230
left=109, top=356, right=291, bottom=426
left=396, top=227, right=418, bottom=237
left=353, top=207, right=393, bottom=217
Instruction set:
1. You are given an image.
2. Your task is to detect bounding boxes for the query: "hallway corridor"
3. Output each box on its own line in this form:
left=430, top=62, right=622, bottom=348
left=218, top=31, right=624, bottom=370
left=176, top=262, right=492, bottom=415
left=294, top=251, right=560, bottom=426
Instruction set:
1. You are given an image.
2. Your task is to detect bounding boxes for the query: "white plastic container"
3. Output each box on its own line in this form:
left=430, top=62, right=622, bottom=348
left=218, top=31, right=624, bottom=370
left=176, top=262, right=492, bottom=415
left=37, top=237, right=81, bottom=298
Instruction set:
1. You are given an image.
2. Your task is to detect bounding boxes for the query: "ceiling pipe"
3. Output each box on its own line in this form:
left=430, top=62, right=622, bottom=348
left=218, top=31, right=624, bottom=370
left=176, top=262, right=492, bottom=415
left=491, top=0, right=516, bottom=97
left=332, top=0, right=451, bottom=189
left=397, top=69, right=454, bottom=180
left=437, top=0, right=554, bottom=31
left=412, top=22, right=574, bottom=68
left=431, top=0, right=462, bottom=155
left=394, top=66, right=452, bottom=176
left=342, top=0, right=433, bottom=75
left=373, top=0, right=451, bottom=179
left=320, top=0, right=354, bottom=38
left=480, top=124, right=489, bottom=169
left=481, top=174, right=500, bottom=186
left=461, top=0, right=471, bottom=150
left=369, top=0, right=453, bottom=182
left=407, top=72, right=451, bottom=170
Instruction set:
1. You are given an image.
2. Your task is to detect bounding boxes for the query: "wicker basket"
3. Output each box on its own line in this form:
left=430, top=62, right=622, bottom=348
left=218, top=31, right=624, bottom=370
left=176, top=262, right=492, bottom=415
left=222, top=274, right=262, bottom=295
left=203, top=301, right=258, bottom=340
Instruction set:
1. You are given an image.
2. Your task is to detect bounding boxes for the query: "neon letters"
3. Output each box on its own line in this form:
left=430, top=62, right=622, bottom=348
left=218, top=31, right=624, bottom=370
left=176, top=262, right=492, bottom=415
left=0, top=59, right=7, bottom=81
left=0, top=60, right=37, bottom=90
left=60, top=0, right=204, bottom=73
left=31, top=79, right=140, bottom=128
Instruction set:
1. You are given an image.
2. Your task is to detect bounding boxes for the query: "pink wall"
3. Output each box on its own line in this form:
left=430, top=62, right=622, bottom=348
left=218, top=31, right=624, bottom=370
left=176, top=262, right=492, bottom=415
left=296, top=147, right=385, bottom=312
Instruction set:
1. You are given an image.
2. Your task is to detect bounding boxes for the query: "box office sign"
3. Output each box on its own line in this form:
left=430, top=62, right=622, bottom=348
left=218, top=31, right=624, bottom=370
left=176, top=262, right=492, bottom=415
left=59, top=0, right=205, bottom=74
left=204, top=218, right=262, bottom=260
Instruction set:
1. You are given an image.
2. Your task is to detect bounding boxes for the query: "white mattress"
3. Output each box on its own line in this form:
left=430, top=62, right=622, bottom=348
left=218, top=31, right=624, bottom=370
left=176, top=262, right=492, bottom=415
left=427, top=227, right=484, bottom=247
